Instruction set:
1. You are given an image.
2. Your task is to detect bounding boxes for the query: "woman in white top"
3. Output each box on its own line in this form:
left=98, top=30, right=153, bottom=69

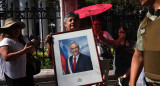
left=0, top=18, right=35, bottom=86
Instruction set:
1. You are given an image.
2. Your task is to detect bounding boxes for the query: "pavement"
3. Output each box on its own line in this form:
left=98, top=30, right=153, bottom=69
left=0, top=69, right=119, bottom=86
left=0, top=69, right=56, bottom=86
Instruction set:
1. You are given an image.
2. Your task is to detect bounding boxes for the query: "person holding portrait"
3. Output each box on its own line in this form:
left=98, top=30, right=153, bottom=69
left=45, top=12, right=80, bottom=57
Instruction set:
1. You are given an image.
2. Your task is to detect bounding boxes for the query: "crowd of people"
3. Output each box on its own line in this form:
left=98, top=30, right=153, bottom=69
left=0, top=0, right=160, bottom=86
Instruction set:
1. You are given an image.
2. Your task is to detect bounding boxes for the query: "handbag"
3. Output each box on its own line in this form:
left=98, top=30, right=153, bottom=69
left=26, top=53, right=41, bottom=75
left=97, top=43, right=113, bottom=59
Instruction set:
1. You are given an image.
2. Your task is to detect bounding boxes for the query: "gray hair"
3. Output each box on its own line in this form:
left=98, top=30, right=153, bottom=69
left=64, top=12, right=80, bottom=23
left=70, top=41, right=79, bottom=49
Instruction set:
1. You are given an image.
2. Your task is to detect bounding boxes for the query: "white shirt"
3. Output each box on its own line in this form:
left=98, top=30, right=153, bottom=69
left=72, top=53, right=80, bottom=63
left=0, top=37, right=29, bottom=80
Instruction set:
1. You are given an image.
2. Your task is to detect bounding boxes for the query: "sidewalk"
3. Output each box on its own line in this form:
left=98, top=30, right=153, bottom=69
left=0, top=69, right=56, bottom=86
left=0, top=69, right=119, bottom=86
left=34, top=69, right=56, bottom=86
left=108, top=70, right=119, bottom=86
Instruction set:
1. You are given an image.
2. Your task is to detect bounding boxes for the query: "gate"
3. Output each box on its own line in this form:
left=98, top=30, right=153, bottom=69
left=0, top=0, right=60, bottom=68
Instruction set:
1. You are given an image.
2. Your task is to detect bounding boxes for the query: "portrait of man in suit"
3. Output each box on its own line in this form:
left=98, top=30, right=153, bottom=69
left=52, top=30, right=103, bottom=86
left=66, top=41, right=93, bottom=74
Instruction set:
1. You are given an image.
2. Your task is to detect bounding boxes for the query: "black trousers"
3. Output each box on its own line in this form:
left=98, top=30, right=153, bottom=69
left=4, top=73, right=34, bottom=86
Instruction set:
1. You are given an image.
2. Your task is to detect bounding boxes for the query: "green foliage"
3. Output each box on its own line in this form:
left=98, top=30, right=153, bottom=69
left=32, top=49, right=53, bottom=69
left=105, top=0, right=113, bottom=3
left=85, top=0, right=122, bottom=6
left=85, top=0, right=114, bottom=4
left=33, top=49, right=48, bottom=57
left=41, top=58, right=53, bottom=69
left=85, top=0, right=97, bottom=5
left=109, top=58, right=113, bottom=69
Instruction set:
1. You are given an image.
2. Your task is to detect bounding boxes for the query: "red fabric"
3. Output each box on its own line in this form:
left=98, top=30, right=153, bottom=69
left=73, top=57, right=76, bottom=71
left=60, top=54, right=66, bottom=73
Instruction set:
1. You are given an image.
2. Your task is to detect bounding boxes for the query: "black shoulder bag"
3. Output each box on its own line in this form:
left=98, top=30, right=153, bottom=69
left=26, top=53, right=41, bottom=75
left=97, top=43, right=113, bottom=59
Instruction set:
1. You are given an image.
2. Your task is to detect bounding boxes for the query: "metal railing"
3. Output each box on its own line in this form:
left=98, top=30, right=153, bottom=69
left=0, top=0, right=60, bottom=68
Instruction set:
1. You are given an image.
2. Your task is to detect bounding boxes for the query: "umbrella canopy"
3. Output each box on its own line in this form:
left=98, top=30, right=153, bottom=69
left=74, top=3, right=112, bottom=19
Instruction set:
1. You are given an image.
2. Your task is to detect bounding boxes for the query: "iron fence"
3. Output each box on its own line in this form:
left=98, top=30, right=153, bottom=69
left=0, top=0, right=60, bottom=68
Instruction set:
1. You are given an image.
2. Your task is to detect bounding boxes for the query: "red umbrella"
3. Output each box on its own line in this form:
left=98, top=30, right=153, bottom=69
left=74, top=3, right=112, bottom=20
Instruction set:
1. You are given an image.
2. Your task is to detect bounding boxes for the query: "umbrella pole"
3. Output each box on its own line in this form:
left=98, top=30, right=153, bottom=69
left=90, top=16, right=94, bottom=25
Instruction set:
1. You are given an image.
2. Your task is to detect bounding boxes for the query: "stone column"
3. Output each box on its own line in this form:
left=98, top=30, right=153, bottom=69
left=59, top=0, right=64, bottom=32
left=0, top=1, right=4, bottom=27
left=19, top=0, right=33, bottom=37
left=56, top=4, right=60, bottom=32
left=38, top=1, right=48, bottom=48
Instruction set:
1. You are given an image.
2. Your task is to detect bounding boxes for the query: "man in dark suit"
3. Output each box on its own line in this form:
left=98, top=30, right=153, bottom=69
left=66, top=41, right=93, bottom=74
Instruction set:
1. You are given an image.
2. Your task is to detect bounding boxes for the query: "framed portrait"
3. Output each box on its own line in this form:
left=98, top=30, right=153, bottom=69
left=51, top=28, right=102, bottom=86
